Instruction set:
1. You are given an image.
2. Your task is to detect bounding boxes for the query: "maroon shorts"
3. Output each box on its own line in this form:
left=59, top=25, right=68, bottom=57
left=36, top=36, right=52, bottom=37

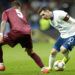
left=3, top=30, right=33, bottom=49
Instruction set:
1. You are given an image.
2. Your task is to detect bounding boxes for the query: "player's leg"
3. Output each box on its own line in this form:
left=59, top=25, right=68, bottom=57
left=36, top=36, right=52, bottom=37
left=26, top=48, right=44, bottom=68
left=41, top=37, right=63, bottom=73
left=41, top=48, right=58, bottom=73
left=48, top=37, right=64, bottom=70
left=0, top=44, right=5, bottom=71
left=60, top=46, right=70, bottom=64
left=20, top=35, right=44, bottom=68
left=1, top=30, right=19, bottom=71
left=48, top=48, right=58, bottom=70
left=60, top=36, right=75, bottom=64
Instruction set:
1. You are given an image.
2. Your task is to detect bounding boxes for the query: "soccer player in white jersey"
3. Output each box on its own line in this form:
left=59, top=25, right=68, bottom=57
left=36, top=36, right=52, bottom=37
left=39, top=7, right=75, bottom=73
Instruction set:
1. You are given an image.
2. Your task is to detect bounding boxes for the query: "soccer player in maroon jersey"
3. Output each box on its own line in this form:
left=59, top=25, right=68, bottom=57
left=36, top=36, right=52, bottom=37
left=0, top=1, right=45, bottom=71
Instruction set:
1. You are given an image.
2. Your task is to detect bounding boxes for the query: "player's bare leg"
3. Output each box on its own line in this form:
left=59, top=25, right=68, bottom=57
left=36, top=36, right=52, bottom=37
left=60, top=46, right=70, bottom=64
left=0, top=46, right=5, bottom=71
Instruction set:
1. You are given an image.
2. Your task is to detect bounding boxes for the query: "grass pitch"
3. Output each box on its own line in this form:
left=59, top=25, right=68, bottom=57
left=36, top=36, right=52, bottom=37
left=0, top=38, right=75, bottom=75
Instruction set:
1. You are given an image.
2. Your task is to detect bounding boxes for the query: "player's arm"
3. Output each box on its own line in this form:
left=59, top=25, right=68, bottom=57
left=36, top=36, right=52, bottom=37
left=63, top=15, right=75, bottom=24
left=0, top=11, right=8, bottom=33
left=0, top=11, right=8, bottom=42
left=60, top=10, right=75, bottom=23
left=0, top=20, right=6, bottom=43
left=0, top=20, right=6, bottom=33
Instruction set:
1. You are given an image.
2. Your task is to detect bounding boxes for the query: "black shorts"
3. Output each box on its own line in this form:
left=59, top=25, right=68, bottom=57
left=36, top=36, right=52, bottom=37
left=3, top=32, right=33, bottom=49
left=19, top=35, right=33, bottom=49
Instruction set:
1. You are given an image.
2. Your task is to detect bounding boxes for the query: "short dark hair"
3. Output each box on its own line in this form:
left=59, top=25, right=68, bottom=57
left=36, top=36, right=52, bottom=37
left=38, top=7, right=51, bottom=14
left=11, top=0, right=22, bottom=7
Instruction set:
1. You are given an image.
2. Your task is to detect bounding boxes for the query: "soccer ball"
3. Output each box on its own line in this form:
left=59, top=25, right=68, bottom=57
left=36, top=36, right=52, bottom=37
left=53, top=60, right=65, bottom=71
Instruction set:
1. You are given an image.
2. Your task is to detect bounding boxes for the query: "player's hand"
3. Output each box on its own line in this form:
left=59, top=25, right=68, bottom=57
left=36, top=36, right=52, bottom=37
left=0, top=33, right=3, bottom=43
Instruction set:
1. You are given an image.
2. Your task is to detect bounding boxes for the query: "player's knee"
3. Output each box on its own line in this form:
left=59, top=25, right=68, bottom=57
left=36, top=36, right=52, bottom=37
left=26, top=48, right=33, bottom=56
left=60, top=46, right=67, bottom=54
left=50, top=48, right=57, bottom=56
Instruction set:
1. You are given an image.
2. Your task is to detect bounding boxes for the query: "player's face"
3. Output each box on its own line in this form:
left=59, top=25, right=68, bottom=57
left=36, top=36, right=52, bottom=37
left=40, top=10, right=52, bottom=19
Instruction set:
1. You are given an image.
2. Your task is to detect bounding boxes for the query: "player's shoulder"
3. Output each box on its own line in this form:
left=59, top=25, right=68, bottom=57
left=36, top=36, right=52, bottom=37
left=4, top=7, right=14, bottom=13
left=53, top=10, right=68, bottom=19
left=53, top=10, right=66, bottom=14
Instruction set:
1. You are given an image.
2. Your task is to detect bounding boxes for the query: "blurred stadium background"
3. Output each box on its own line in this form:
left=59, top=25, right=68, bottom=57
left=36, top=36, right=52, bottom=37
left=0, top=0, right=75, bottom=75
left=0, top=0, right=75, bottom=41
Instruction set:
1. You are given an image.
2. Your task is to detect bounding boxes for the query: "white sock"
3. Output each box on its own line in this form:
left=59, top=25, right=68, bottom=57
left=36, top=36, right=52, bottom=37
left=49, top=54, right=56, bottom=69
left=0, top=63, right=4, bottom=65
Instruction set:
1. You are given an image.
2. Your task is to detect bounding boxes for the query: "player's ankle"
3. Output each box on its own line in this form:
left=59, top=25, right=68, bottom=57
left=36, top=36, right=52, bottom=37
left=0, top=63, right=4, bottom=65
left=62, top=57, right=70, bottom=64
left=0, top=63, right=5, bottom=71
left=41, top=66, right=52, bottom=73
left=41, top=66, right=52, bottom=71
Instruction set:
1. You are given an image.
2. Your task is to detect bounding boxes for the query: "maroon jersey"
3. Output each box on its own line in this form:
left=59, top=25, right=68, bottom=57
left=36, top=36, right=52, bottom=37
left=2, top=7, right=31, bottom=35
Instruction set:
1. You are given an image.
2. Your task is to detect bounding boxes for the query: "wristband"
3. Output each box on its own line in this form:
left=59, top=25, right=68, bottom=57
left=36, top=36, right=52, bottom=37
left=0, top=33, right=3, bottom=36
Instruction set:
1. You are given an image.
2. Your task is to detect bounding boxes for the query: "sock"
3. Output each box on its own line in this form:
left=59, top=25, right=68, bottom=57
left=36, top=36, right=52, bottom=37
left=62, top=51, right=70, bottom=64
left=49, top=54, right=56, bottom=69
left=30, top=53, right=44, bottom=68
left=0, top=46, right=3, bottom=63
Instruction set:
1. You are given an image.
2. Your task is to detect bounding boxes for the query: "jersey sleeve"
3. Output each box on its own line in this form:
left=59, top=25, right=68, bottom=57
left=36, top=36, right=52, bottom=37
left=2, top=11, right=8, bottom=21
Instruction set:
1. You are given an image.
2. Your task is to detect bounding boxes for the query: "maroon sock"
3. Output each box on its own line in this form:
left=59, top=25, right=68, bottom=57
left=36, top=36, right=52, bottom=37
left=0, top=46, right=3, bottom=63
left=30, top=53, right=44, bottom=68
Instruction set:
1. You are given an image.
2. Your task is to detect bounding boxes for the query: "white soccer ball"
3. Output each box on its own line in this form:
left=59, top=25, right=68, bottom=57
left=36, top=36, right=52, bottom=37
left=53, top=60, right=65, bottom=71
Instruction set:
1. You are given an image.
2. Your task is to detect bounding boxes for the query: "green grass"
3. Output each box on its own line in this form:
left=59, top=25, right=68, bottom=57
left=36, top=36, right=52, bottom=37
left=0, top=38, right=75, bottom=75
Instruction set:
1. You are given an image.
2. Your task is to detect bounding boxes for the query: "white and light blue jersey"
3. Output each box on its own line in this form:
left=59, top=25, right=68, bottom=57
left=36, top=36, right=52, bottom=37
left=51, top=10, right=75, bottom=38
